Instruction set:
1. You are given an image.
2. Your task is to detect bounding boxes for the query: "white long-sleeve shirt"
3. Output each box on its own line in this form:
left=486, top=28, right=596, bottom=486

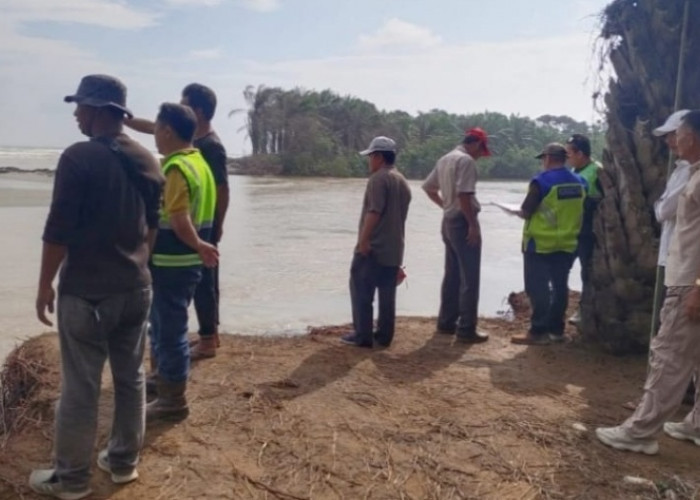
left=655, top=159, right=691, bottom=266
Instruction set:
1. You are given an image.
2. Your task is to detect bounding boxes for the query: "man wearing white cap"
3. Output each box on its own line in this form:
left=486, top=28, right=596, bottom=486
left=650, top=110, right=694, bottom=405
left=596, top=110, right=700, bottom=454
left=342, top=136, right=411, bottom=348
left=652, top=109, right=691, bottom=290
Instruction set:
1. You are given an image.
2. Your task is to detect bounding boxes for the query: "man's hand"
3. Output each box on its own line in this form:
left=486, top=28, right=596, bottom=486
left=466, top=224, right=481, bottom=247
left=36, top=285, right=56, bottom=326
left=685, top=286, right=700, bottom=322
left=358, top=239, right=371, bottom=256
left=197, top=241, right=220, bottom=268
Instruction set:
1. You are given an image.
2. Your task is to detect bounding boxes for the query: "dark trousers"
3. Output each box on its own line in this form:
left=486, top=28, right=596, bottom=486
left=54, top=288, right=150, bottom=490
left=193, top=263, right=219, bottom=337
left=437, top=215, right=481, bottom=337
left=149, top=266, right=201, bottom=383
left=524, top=251, right=574, bottom=336
left=349, top=253, right=399, bottom=346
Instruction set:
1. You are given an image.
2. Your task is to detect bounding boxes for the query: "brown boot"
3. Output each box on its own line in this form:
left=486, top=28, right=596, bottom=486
left=146, top=380, right=189, bottom=423
left=190, top=335, right=217, bottom=360
left=190, top=332, right=221, bottom=348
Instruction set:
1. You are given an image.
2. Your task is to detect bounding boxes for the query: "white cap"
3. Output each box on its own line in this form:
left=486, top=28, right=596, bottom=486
left=653, top=109, right=690, bottom=136
left=359, top=136, right=397, bottom=155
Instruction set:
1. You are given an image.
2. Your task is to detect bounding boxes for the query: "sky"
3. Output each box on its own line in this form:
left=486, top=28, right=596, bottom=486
left=0, top=0, right=612, bottom=155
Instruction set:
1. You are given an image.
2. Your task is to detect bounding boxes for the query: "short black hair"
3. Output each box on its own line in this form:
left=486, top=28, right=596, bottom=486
left=182, top=83, right=217, bottom=121
left=376, top=150, right=396, bottom=165
left=681, top=109, right=700, bottom=135
left=566, top=134, right=591, bottom=157
left=157, top=103, right=197, bottom=142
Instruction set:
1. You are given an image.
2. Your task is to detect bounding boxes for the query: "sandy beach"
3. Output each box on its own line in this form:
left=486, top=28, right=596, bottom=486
left=1, top=297, right=698, bottom=499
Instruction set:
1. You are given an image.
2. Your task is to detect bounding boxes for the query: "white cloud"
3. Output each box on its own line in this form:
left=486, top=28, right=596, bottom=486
left=239, top=0, right=280, bottom=13
left=358, top=19, right=442, bottom=51
left=4, top=0, right=158, bottom=30
left=163, top=0, right=223, bottom=6
left=241, top=33, right=601, bottom=128
left=162, top=0, right=280, bottom=12
left=188, top=48, right=223, bottom=60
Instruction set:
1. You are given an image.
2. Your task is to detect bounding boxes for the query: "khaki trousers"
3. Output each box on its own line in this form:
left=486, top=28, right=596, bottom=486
left=623, top=286, right=700, bottom=438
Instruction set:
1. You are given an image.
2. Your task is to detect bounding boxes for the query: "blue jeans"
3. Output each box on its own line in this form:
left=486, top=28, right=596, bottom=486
left=149, top=266, right=202, bottom=383
left=54, top=288, right=151, bottom=491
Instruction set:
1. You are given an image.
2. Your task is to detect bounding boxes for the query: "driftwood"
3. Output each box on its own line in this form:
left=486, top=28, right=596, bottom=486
left=583, top=0, right=700, bottom=353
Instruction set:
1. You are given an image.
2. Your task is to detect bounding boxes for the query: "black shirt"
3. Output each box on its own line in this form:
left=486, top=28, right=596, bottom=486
left=195, top=131, right=228, bottom=188
left=43, top=134, right=164, bottom=296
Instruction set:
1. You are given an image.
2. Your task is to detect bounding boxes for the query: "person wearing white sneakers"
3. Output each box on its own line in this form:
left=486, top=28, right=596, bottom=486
left=596, top=110, right=700, bottom=454
left=29, top=75, right=164, bottom=499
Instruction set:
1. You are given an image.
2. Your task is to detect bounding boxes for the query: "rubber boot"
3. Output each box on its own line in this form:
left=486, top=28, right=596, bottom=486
left=146, top=380, right=189, bottom=423
left=190, top=335, right=218, bottom=360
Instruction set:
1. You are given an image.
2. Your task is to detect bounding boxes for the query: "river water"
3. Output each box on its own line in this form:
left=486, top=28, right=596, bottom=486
left=0, top=162, right=580, bottom=359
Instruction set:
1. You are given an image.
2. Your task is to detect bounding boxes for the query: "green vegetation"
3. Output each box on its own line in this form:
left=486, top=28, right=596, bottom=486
left=231, top=85, right=604, bottom=180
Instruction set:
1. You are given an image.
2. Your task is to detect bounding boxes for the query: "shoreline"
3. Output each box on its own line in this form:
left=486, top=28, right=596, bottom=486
left=1, top=311, right=698, bottom=499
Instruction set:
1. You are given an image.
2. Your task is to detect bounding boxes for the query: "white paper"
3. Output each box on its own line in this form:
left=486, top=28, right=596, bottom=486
left=490, top=202, right=521, bottom=216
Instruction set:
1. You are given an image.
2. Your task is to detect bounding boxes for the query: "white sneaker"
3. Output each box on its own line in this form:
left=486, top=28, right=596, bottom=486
left=28, top=469, right=92, bottom=500
left=97, top=449, right=139, bottom=484
left=595, top=426, right=659, bottom=455
left=663, top=421, right=700, bottom=446
left=568, top=311, right=581, bottom=325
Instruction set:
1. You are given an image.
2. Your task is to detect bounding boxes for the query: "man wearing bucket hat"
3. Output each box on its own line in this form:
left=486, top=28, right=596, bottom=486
left=511, top=143, right=586, bottom=346
left=422, top=128, right=491, bottom=344
left=31, top=75, right=164, bottom=499
left=341, top=136, right=411, bottom=348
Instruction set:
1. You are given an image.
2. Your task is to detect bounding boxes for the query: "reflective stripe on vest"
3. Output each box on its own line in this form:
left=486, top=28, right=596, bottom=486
left=152, top=150, right=217, bottom=267
left=523, top=171, right=585, bottom=254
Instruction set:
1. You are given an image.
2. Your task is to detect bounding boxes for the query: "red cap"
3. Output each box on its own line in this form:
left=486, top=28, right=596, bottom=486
left=465, top=127, right=491, bottom=156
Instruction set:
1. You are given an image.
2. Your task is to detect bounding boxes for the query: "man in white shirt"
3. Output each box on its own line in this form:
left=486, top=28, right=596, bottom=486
left=596, top=110, right=700, bottom=455
left=422, top=128, right=491, bottom=344
left=651, top=110, right=694, bottom=407
left=652, top=110, right=691, bottom=275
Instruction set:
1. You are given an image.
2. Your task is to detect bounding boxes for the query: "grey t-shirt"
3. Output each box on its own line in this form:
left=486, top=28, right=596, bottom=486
left=357, top=167, right=412, bottom=267
left=422, top=145, right=480, bottom=218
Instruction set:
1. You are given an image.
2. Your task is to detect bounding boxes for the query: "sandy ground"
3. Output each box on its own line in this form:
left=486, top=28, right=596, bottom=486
left=0, top=300, right=699, bottom=500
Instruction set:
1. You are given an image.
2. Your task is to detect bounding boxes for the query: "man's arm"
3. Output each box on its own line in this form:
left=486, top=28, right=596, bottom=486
left=422, top=168, right=443, bottom=208
left=357, top=212, right=381, bottom=256
left=215, top=185, right=230, bottom=244
left=147, top=228, right=157, bottom=253
left=458, top=193, right=481, bottom=246
left=423, top=188, right=443, bottom=208
left=125, top=117, right=155, bottom=135
left=170, top=212, right=219, bottom=267
left=518, top=183, right=541, bottom=220
left=37, top=151, right=85, bottom=326
left=654, top=170, right=687, bottom=223
left=36, top=243, right=67, bottom=326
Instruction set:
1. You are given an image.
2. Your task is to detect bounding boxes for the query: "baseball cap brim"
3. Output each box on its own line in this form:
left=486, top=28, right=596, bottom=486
left=359, top=148, right=374, bottom=156
left=64, top=95, right=134, bottom=119
left=652, top=124, right=676, bottom=137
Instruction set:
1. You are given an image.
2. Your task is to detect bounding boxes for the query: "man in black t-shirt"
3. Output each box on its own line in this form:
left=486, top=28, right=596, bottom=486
left=30, top=74, right=164, bottom=499
left=126, top=83, right=230, bottom=360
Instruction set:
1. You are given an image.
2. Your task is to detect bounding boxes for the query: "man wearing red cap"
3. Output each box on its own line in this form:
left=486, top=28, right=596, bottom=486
left=422, top=128, right=491, bottom=343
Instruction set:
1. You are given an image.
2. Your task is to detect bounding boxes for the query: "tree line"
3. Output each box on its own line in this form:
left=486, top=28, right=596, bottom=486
left=231, top=85, right=604, bottom=180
